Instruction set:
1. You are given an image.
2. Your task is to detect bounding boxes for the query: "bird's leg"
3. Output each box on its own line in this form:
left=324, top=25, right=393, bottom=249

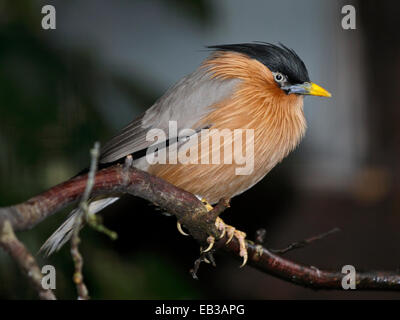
left=200, top=198, right=248, bottom=268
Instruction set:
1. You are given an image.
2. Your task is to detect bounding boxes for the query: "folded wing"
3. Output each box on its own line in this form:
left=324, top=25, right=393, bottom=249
left=99, top=67, right=240, bottom=163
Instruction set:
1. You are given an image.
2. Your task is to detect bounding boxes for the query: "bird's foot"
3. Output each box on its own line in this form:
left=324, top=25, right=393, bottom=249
left=177, top=197, right=248, bottom=267
left=217, top=217, right=248, bottom=267
left=202, top=216, right=248, bottom=268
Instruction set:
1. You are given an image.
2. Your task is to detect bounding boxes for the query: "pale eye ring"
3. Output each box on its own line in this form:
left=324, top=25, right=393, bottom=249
left=274, top=72, right=285, bottom=82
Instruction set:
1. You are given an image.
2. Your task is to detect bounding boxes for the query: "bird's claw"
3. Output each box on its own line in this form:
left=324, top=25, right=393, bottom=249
left=176, top=196, right=214, bottom=237
left=215, top=217, right=226, bottom=239
left=201, top=235, right=215, bottom=253
left=225, top=225, right=236, bottom=244
left=177, top=221, right=189, bottom=236
left=235, top=230, right=248, bottom=268
left=199, top=198, right=217, bottom=253
left=215, top=217, right=248, bottom=267
left=185, top=197, right=248, bottom=267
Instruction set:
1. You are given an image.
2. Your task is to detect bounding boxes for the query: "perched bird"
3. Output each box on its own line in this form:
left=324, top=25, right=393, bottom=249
left=41, top=43, right=331, bottom=264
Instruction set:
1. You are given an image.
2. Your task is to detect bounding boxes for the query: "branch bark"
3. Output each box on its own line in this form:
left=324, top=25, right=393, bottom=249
left=0, top=163, right=399, bottom=293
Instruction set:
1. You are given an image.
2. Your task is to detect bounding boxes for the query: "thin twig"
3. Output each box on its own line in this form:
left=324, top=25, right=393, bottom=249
left=70, top=141, right=100, bottom=300
left=270, top=228, right=341, bottom=254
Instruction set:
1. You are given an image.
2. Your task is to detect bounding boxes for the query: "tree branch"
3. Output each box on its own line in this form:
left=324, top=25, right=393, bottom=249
left=0, top=163, right=399, bottom=293
left=221, top=235, right=400, bottom=290
left=0, top=220, right=56, bottom=300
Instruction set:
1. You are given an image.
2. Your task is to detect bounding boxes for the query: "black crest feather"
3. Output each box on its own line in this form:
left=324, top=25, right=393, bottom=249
left=207, top=42, right=310, bottom=84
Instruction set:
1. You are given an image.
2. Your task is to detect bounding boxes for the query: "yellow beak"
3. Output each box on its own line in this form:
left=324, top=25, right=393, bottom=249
left=307, top=82, right=332, bottom=97
left=284, top=82, right=332, bottom=98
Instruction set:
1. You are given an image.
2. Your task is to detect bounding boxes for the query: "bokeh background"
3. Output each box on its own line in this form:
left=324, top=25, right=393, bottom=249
left=1, top=0, right=400, bottom=299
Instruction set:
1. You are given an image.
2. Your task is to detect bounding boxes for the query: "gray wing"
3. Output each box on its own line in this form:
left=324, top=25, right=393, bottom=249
left=99, top=66, right=239, bottom=163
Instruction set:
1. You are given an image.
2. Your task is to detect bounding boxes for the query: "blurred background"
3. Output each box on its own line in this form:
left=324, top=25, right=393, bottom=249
left=1, top=0, right=400, bottom=299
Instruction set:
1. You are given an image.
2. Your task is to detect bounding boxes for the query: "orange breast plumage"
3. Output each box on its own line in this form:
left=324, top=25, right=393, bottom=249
left=147, top=52, right=306, bottom=203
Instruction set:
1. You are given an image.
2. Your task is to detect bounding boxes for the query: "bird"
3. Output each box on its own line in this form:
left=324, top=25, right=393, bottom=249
left=41, top=43, right=331, bottom=265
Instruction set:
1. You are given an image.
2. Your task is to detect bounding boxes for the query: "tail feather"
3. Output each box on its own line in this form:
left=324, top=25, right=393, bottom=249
left=40, top=197, right=120, bottom=256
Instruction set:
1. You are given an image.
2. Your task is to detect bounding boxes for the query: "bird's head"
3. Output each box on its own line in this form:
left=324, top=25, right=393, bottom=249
left=206, top=42, right=331, bottom=98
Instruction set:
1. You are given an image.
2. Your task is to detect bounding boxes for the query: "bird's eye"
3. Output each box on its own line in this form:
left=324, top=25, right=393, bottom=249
left=273, top=72, right=285, bottom=83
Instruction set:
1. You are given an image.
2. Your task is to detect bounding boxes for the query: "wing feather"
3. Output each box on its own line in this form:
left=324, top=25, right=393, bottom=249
left=99, top=67, right=239, bottom=163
